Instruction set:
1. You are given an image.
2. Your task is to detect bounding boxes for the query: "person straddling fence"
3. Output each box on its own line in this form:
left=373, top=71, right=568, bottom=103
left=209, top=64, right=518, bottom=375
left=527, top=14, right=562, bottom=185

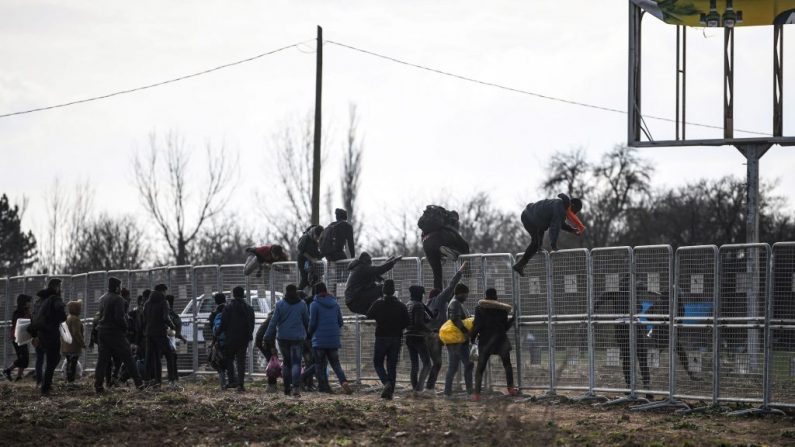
left=443, top=283, right=474, bottom=398
left=28, top=279, right=66, bottom=396
left=255, top=308, right=280, bottom=392
left=512, top=193, right=585, bottom=276
left=419, top=205, right=471, bottom=290
left=426, top=262, right=467, bottom=391
left=209, top=292, right=228, bottom=389
left=366, top=279, right=410, bottom=400
left=297, top=225, right=324, bottom=292
left=217, top=286, right=255, bottom=392
left=143, top=283, right=177, bottom=390
left=344, top=252, right=402, bottom=315
left=319, top=208, right=356, bottom=262
left=265, top=284, right=310, bottom=397
left=3, top=294, right=32, bottom=382
left=244, top=244, right=289, bottom=277
left=61, top=300, right=85, bottom=384
left=95, top=277, right=144, bottom=394
left=309, top=282, right=353, bottom=394
left=470, top=288, right=517, bottom=402
left=405, top=285, right=433, bottom=393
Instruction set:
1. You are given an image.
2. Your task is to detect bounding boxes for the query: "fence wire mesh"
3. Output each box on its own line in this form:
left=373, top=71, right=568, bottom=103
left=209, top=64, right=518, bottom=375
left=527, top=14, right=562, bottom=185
left=168, top=266, right=193, bottom=372
left=550, top=249, right=590, bottom=392
left=515, top=251, right=552, bottom=392
left=771, top=242, right=795, bottom=407
left=481, top=254, right=518, bottom=390
left=1, top=278, right=7, bottom=368
left=193, top=266, right=220, bottom=374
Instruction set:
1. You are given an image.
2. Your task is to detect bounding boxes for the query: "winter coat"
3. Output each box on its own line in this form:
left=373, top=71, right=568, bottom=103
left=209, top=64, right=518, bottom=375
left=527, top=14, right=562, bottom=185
left=11, top=308, right=31, bottom=342
left=522, top=198, right=577, bottom=250
left=308, top=293, right=343, bottom=349
left=97, top=292, right=128, bottom=333
left=344, top=258, right=398, bottom=301
left=446, top=298, right=470, bottom=336
left=218, top=297, right=255, bottom=349
left=61, top=301, right=85, bottom=354
left=264, top=293, right=309, bottom=342
left=366, top=295, right=410, bottom=338
left=255, top=310, right=277, bottom=356
left=254, top=245, right=287, bottom=263
left=405, top=299, right=433, bottom=338
left=297, top=232, right=321, bottom=269
left=143, top=291, right=173, bottom=339
left=322, top=220, right=355, bottom=258
left=471, top=299, right=515, bottom=349
left=31, top=288, right=66, bottom=347
left=427, top=270, right=464, bottom=331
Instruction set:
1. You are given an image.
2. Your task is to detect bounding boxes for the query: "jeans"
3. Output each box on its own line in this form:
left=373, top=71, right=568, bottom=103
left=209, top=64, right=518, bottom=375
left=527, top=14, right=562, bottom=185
left=278, top=340, right=304, bottom=394
left=444, top=342, right=473, bottom=396
left=373, top=337, right=402, bottom=386
left=519, top=211, right=544, bottom=264
left=314, top=348, right=347, bottom=389
left=425, top=334, right=443, bottom=390
left=406, top=336, right=431, bottom=391
left=474, top=338, right=513, bottom=394
left=96, top=330, right=143, bottom=390
left=224, top=344, right=248, bottom=388
left=35, top=346, right=45, bottom=384
left=64, top=353, right=80, bottom=382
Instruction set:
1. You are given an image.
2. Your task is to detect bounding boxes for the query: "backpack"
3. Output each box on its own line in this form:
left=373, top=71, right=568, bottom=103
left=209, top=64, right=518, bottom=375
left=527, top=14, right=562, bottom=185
left=318, top=221, right=342, bottom=257
left=212, top=312, right=225, bottom=346
left=418, top=205, right=453, bottom=233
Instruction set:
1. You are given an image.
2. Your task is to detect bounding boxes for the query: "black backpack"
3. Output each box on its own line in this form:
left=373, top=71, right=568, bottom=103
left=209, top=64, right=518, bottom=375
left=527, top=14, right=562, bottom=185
left=418, top=205, right=452, bottom=233
left=318, top=221, right=342, bottom=256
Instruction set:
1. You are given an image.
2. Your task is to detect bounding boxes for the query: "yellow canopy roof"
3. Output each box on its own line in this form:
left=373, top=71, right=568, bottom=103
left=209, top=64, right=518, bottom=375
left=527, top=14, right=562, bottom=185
left=632, top=0, right=795, bottom=27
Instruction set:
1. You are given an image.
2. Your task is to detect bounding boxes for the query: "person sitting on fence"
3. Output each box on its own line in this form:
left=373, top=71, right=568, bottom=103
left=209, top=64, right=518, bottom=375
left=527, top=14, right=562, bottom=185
left=320, top=208, right=356, bottom=263
left=309, top=282, right=353, bottom=394
left=61, top=300, right=85, bottom=384
left=419, top=205, right=471, bottom=290
left=28, top=278, right=66, bottom=396
left=470, top=288, right=517, bottom=402
left=512, top=193, right=585, bottom=276
left=405, top=285, right=433, bottom=393
left=424, top=262, right=467, bottom=391
left=95, top=277, right=144, bottom=394
left=443, top=283, right=474, bottom=398
left=3, top=294, right=32, bottom=382
left=255, top=308, right=280, bottom=392
left=366, top=279, right=410, bottom=400
left=217, top=286, right=255, bottom=392
left=344, top=252, right=402, bottom=315
left=264, top=284, right=310, bottom=397
left=143, top=283, right=177, bottom=390
left=244, top=244, right=289, bottom=277
left=297, top=225, right=324, bottom=292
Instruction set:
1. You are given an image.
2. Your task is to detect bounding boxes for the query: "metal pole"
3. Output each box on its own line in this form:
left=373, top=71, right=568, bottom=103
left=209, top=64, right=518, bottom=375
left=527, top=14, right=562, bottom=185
left=545, top=251, right=556, bottom=395
left=511, top=254, right=522, bottom=390
left=712, top=246, right=720, bottom=407
left=724, top=27, right=734, bottom=139
left=773, top=25, right=784, bottom=137
left=628, top=2, right=642, bottom=145
left=311, top=25, right=323, bottom=226
left=629, top=249, right=638, bottom=398
left=587, top=252, right=596, bottom=397
left=192, top=268, right=198, bottom=374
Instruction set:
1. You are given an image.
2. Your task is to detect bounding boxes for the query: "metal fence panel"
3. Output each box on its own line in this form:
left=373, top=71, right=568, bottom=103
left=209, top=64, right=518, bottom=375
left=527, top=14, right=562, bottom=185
left=482, top=254, right=518, bottom=390
left=168, top=266, right=194, bottom=373
left=220, top=264, right=256, bottom=374
left=193, top=266, right=220, bottom=373
left=84, top=271, right=108, bottom=371
left=246, top=263, right=273, bottom=376
left=550, top=249, right=590, bottom=392
left=771, top=242, right=795, bottom=407
left=515, top=251, right=552, bottom=392
left=11, top=275, right=48, bottom=371
left=129, top=270, right=151, bottom=300
left=1, top=278, right=7, bottom=368
left=150, top=267, right=168, bottom=289
left=673, top=246, right=718, bottom=402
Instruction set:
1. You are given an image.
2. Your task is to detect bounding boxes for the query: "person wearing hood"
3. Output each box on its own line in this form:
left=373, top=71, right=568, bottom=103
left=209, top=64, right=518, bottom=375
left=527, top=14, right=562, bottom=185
left=217, top=286, right=255, bottom=392
left=512, top=193, right=585, bottom=276
left=143, top=283, right=176, bottom=389
left=265, top=284, right=309, bottom=397
left=308, top=282, right=353, bottom=394
left=297, top=225, right=324, bottom=291
left=366, top=279, right=410, bottom=400
left=3, top=294, right=32, bottom=382
left=208, top=292, right=228, bottom=388
left=344, top=252, right=402, bottom=315
left=320, top=208, right=356, bottom=262
left=28, top=279, right=66, bottom=395
left=95, top=277, right=144, bottom=393
left=470, top=288, right=517, bottom=402
left=443, top=282, right=474, bottom=398
left=61, top=300, right=85, bottom=383
left=425, top=262, right=467, bottom=391
left=405, top=285, right=433, bottom=393
left=255, top=307, right=279, bottom=392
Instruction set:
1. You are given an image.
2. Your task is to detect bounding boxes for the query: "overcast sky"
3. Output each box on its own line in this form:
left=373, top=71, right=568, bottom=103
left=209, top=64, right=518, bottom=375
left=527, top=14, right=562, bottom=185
left=1, top=0, right=793, bottom=246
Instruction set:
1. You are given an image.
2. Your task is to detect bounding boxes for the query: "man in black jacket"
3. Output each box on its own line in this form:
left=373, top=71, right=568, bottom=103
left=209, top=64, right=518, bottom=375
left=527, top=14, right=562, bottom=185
left=218, top=286, right=255, bottom=391
left=344, top=252, right=402, bottom=315
left=366, top=280, right=410, bottom=399
left=321, top=208, right=356, bottom=262
left=95, top=277, right=144, bottom=393
left=29, top=279, right=66, bottom=396
left=143, top=284, right=176, bottom=389
left=421, top=209, right=470, bottom=290
left=405, top=285, right=433, bottom=392
left=512, top=193, right=584, bottom=276
left=297, top=225, right=324, bottom=291
left=470, top=288, right=516, bottom=401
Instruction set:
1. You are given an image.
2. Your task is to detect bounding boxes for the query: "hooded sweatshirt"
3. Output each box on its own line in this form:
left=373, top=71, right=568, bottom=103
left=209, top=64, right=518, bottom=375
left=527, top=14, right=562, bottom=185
left=522, top=198, right=577, bottom=250
left=62, top=301, right=85, bottom=353
left=32, top=288, right=66, bottom=346
left=405, top=298, right=433, bottom=338
left=366, top=295, right=410, bottom=338
left=97, top=291, right=129, bottom=333
left=308, top=293, right=343, bottom=349
left=471, top=299, right=515, bottom=348
left=264, top=292, right=309, bottom=342
left=219, top=297, right=255, bottom=349
left=143, top=290, right=173, bottom=338
left=344, top=257, right=398, bottom=301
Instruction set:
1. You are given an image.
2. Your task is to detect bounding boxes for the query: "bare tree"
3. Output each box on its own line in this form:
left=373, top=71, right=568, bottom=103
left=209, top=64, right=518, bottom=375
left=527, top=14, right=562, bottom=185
left=189, top=214, right=257, bottom=266
left=65, top=214, right=147, bottom=272
left=41, top=179, right=94, bottom=273
left=133, top=131, right=238, bottom=265
left=341, top=103, right=364, bottom=243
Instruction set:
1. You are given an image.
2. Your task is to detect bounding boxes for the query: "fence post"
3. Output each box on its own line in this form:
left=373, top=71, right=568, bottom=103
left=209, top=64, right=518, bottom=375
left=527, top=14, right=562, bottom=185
left=712, top=245, right=721, bottom=408
left=544, top=251, right=556, bottom=396
left=585, top=250, right=599, bottom=400
left=191, top=266, right=198, bottom=374
left=629, top=249, right=638, bottom=399
left=510, top=253, right=522, bottom=390
left=2, top=277, right=7, bottom=368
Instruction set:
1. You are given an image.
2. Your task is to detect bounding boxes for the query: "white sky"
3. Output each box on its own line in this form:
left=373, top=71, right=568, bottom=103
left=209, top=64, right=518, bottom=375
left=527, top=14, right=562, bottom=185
left=1, top=0, right=793, bottom=247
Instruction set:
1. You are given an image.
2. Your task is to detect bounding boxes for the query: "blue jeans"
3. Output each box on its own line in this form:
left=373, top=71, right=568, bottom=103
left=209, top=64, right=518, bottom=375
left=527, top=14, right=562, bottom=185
left=278, top=340, right=304, bottom=394
left=444, top=342, right=473, bottom=396
left=314, top=348, right=347, bottom=389
left=373, top=337, right=402, bottom=386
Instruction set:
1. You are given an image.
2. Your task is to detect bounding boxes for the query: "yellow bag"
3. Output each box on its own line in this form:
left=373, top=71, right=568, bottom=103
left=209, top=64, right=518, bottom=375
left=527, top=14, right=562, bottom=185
left=439, top=317, right=474, bottom=345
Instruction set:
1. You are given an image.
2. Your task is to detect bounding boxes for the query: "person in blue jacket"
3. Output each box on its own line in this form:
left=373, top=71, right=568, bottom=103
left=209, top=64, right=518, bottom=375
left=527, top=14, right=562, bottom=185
left=308, top=282, right=353, bottom=394
left=264, top=284, right=309, bottom=397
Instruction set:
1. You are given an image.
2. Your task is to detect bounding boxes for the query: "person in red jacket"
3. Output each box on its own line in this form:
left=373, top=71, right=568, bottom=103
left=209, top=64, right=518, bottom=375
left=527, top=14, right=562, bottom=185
left=244, top=244, right=289, bottom=277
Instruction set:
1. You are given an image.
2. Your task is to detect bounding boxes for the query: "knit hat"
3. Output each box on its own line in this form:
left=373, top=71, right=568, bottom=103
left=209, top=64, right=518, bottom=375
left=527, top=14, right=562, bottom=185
left=154, top=283, right=168, bottom=292
left=454, top=283, right=469, bottom=296
left=383, top=279, right=396, bottom=296
left=232, top=286, right=245, bottom=299
left=213, top=292, right=226, bottom=305
left=358, top=252, right=372, bottom=264
left=485, top=288, right=498, bottom=300
left=571, top=198, right=583, bottom=213
left=108, top=277, right=122, bottom=292
left=409, top=285, right=425, bottom=301
left=335, top=208, right=348, bottom=220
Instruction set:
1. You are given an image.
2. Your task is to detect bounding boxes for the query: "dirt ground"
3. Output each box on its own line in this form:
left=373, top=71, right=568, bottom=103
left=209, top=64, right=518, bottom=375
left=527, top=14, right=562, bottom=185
left=1, top=377, right=794, bottom=446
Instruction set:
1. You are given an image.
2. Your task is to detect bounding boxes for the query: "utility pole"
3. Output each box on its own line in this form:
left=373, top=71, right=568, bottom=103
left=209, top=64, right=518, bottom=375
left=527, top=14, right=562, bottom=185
left=311, top=25, right=323, bottom=226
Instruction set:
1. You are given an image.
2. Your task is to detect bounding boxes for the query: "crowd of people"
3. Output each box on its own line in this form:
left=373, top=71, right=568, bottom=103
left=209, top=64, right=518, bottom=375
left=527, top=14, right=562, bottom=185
left=4, top=195, right=587, bottom=402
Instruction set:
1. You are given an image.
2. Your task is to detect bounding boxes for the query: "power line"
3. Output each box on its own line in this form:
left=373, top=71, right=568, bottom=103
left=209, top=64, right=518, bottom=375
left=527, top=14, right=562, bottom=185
left=326, top=40, right=770, bottom=137
left=0, top=40, right=308, bottom=119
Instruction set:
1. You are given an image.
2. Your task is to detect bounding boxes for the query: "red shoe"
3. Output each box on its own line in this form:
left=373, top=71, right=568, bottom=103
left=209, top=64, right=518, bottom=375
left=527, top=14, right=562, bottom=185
left=507, top=387, right=519, bottom=396
left=471, top=393, right=481, bottom=402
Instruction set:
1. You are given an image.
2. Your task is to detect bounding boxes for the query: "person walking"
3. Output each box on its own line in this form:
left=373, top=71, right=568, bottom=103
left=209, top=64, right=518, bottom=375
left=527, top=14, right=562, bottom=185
left=3, top=294, right=33, bottom=382
left=61, top=300, right=85, bottom=384
left=264, top=284, right=309, bottom=397
left=443, top=283, right=474, bottom=398
left=405, top=285, right=433, bottom=393
left=470, top=288, right=517, bottom=402
left=366, top=279, right=409, bottom=400
left=28, top=279, right=66, bottom=396
left=95, top=277, right=144, bottom=393
left=143, top=284, right=176, bottom=390
left=425, top=262, right=466, bottom=391
left=308, top=282, right=353, bottom=394
left=217, top=286, right=255, bottom=392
